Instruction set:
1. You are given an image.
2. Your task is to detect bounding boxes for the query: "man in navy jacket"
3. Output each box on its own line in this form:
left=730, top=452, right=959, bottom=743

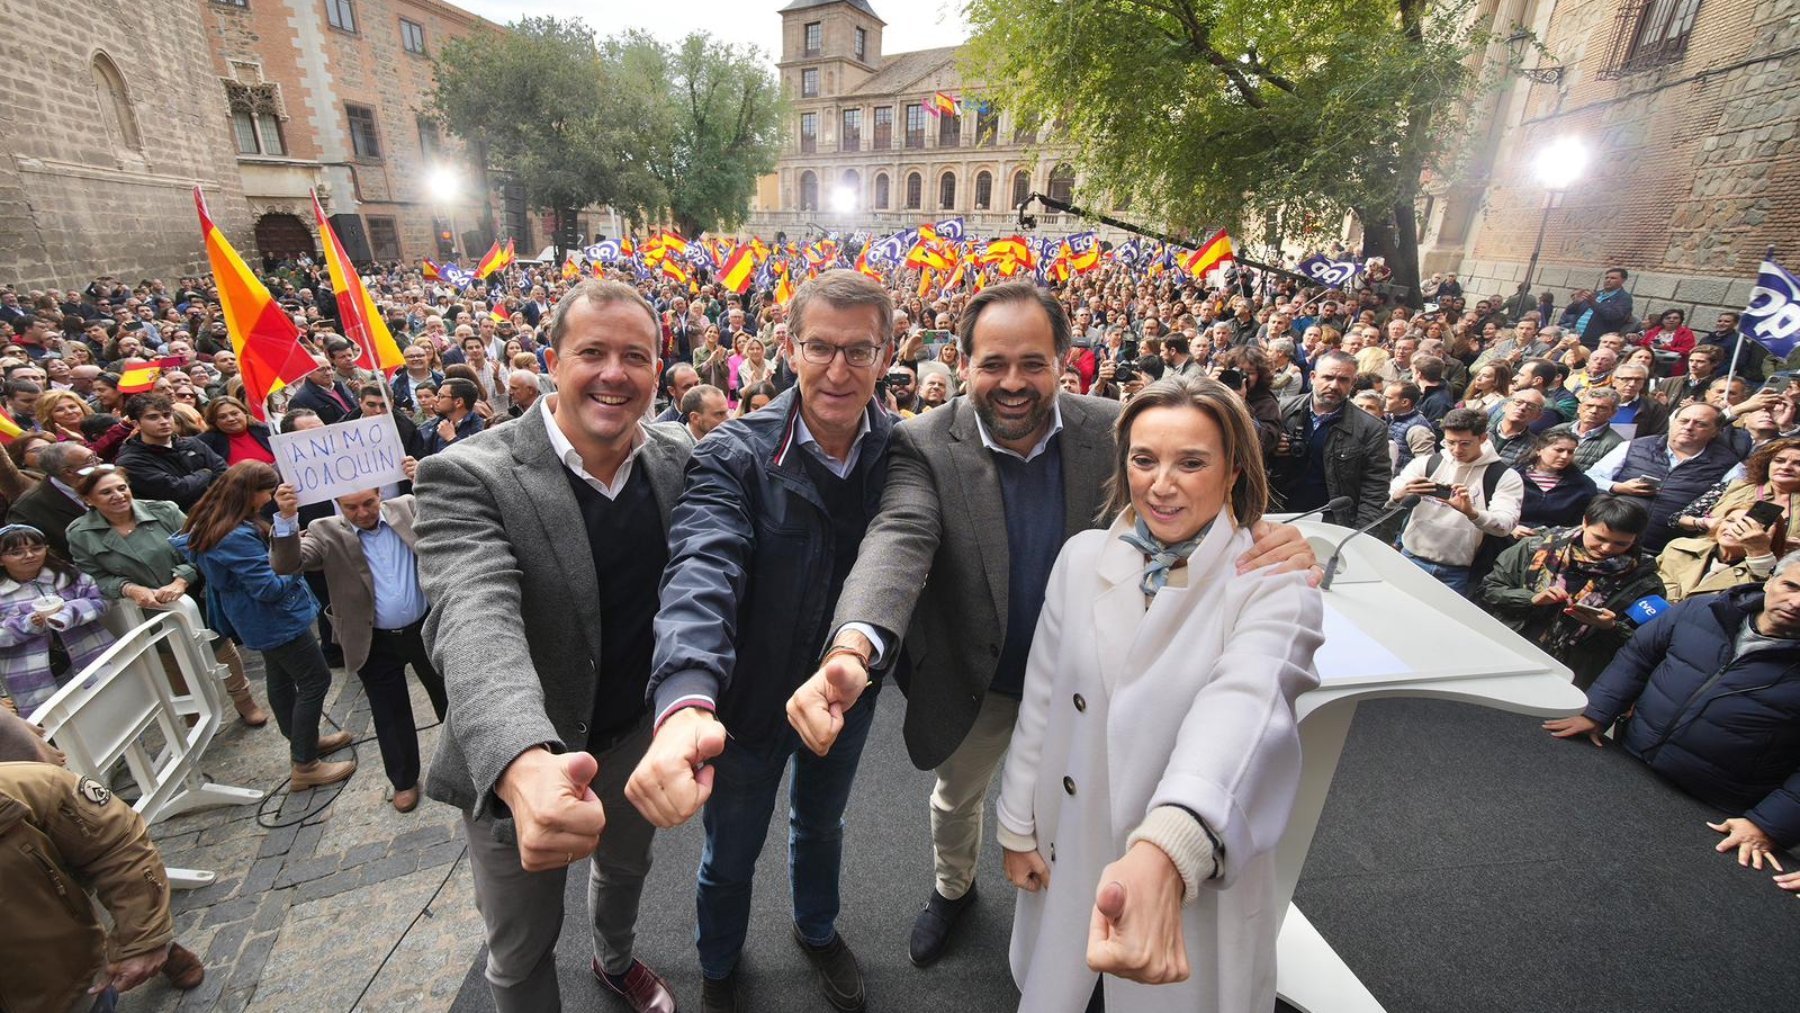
left=1546, top=566, right=1800, bottom=875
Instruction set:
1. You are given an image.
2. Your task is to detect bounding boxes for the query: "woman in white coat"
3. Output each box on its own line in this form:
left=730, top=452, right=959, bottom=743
left=997, top=375, right=1324, bottom=1013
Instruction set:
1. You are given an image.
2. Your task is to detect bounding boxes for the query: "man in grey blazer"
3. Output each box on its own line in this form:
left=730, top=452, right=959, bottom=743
left=413, top=280, right=684, bottom=1013
left=787, top=283, right=1315, bottom=967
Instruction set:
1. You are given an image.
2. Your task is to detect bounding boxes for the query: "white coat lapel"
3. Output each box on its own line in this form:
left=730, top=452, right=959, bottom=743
left=1092, top=519, right=1147, bottom=695
left=1117, top=518, right=1242, bottom=692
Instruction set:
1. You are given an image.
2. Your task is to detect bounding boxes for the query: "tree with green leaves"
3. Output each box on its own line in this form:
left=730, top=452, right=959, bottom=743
left=963, top=0, right=1499, bottom=302
left=432, top=17, right=665, bottom=260
left=606, top=31, right=786, bottom=239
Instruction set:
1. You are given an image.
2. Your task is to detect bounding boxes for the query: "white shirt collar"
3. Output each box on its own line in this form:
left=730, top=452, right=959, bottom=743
left=541, top=395, right=647, bottom=499
left=792, top=405, right=872, bottom=479
left=972, top=398, right=1065, bottom=463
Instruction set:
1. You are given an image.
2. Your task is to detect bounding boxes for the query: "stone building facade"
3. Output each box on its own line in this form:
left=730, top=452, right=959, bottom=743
left=746, top=0, right=1112, bottom=240
left=201, top=0, right=510, bottom=268
left=1417, top=0, right=1799, bottom=326
left=0, top=0, right=255, bottom=290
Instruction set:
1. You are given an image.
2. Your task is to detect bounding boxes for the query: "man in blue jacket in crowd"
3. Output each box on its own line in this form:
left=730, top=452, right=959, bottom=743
left=1545, top=556, right=1800, bottom=883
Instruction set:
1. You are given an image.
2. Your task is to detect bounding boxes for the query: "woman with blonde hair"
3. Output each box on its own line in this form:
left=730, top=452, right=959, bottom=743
left=1460, top=361, right=1512, bottom=412
left=999, top=375, right=1322, bottom=1013
left=34, top=390, right=93, bottom=445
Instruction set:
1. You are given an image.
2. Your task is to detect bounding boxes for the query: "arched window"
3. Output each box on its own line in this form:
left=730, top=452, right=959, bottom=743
left=974, top=170, right=993, bottom=211
left=905, top=172, right=922, bottom=210
left=874, top=173, right=890, bottom=210
left=938, top=171, right=956, bottom=210
left=798, top=170, right=818, bottom=211
left=1011, top=170, right=1031, bottom=210
left=91, top=53, right=143, bottom=152
left=1048, top=163, right=1075, bottom=204
left=841, top=169, right=861, bottom=210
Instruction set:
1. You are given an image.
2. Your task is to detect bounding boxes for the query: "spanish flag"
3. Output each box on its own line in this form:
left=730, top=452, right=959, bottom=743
left=775, top=271, right=795, bottom=306
left=926, top=92, right=959, bottom=117
left=719, top=245, right=757, bottom=294
left=421, top=258, right=443, bottom=281
left=1183, top=228, right=1235, bottom=281
left=118, top=363, right=161, bottom=394
left=195, top=187, right=317, bottom=421
left=312, top=192, right=406, bottom=377
left=475, top=238, right=515, bottom=280
left=562, top=256, right=581, bottom=282
left=0, top=407, right=24, bottom=444
left=661, top=257, right=690, bottom=287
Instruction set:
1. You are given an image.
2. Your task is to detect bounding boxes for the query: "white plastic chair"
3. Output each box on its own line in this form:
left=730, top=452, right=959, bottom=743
left=29, top=607, right=264, bottom=888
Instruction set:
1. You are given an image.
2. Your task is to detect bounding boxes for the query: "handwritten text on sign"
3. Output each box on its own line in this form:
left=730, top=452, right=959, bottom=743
left=270, top=414, right=408, bottom=506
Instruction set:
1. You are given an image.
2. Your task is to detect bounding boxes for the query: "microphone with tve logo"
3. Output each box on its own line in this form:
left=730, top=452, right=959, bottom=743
left=1320, top=496, right=1419, bottom=591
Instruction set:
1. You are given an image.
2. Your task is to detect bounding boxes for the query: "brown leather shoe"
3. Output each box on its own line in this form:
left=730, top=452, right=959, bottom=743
left=290, top=757, right=356, bottom=789
left=392, top=785, right=420, bottom=813
left=592, top=957, right=677, bottom=1013
left=163, top=942, right=205, bottom=990
left=315, top=729, right=352, bottom=753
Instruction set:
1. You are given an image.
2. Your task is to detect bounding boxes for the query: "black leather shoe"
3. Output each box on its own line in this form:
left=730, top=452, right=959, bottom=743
left=909, top=883, right=978, bottom=967
left=700, top=970, right=739, bottom=1013
left=792, top=926, right=866, bottom=1011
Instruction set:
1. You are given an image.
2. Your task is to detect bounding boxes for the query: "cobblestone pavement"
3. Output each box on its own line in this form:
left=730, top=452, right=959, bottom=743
left=118, top=658, right=484, bottom=1013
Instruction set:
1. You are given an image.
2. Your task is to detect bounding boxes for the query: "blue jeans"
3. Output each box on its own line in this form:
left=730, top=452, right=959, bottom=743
left=695, top=692, right=879, bottom=980
left=1402, top=549, right=1472, bottom=596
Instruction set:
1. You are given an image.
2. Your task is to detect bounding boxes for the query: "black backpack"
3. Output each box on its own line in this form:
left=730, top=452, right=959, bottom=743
left=1423, top=452, right=1511, bottom=581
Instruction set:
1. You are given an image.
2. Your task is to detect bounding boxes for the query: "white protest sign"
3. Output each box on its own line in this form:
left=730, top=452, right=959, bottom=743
left=269, top=414, right=408, bottom=506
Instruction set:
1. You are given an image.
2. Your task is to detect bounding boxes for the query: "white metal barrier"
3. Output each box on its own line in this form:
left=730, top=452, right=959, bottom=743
left=29, top=605, right=264, bottom=889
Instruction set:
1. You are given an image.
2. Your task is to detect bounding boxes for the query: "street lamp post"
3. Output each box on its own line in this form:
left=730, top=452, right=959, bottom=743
left=1522, top=136, right=1589, bottom=293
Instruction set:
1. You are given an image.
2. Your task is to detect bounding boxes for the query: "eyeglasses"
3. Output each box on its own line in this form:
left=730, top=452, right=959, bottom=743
left=75, top=463, right=116, bottom=477
left=795, top=340, right=883, bottom=368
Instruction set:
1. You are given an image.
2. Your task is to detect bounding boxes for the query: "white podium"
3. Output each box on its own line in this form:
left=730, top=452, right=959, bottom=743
left=1273, top=519, right=1588, bottom=1013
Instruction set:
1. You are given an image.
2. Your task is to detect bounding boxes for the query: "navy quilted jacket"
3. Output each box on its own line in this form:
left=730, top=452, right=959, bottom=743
left=1583, top=585, right=1800, bottom=846
left=1591, top=586, right=1800, bottom=849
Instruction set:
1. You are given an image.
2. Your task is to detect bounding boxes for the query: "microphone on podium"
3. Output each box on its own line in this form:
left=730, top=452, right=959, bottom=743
left=1320, top=496, right=1420, bottom=591
left=1285, top=495, right=1355, bottom=524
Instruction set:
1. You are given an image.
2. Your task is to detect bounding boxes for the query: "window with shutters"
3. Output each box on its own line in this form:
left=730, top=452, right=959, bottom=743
left=873, top=106, right=893, bottom=150
left=346, top=103, right=382, bottom=160
left=841, top=108, right=861, bottom=152
left=1600, top=0, right=1703, bottom=77
left=937, top=111, right=960, bottom=148
left=325, top=0, right=356, bottom=33
left=225, top=80, right=285, bottom=156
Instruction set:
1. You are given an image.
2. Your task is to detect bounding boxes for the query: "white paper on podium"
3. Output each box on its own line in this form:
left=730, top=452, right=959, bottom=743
left=1318, top=603, right=1412, bottom=682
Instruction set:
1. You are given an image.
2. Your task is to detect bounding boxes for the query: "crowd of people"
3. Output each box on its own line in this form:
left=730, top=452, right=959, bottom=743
left=0, top=241, right=1797, bottom=1013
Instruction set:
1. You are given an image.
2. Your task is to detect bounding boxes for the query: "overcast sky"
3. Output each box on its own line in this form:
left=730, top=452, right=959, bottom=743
left=452, top=0, right=971, bottom=65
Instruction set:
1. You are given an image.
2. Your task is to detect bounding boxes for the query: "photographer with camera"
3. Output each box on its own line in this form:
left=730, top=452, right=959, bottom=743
left=1389, top=407, right=1525, bottom=595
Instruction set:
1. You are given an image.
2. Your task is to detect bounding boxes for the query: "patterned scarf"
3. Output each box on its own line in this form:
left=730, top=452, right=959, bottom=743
left=1522, top=527, right=1644, bottom=655
left=1119, top=515, right=1211, bottom=596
